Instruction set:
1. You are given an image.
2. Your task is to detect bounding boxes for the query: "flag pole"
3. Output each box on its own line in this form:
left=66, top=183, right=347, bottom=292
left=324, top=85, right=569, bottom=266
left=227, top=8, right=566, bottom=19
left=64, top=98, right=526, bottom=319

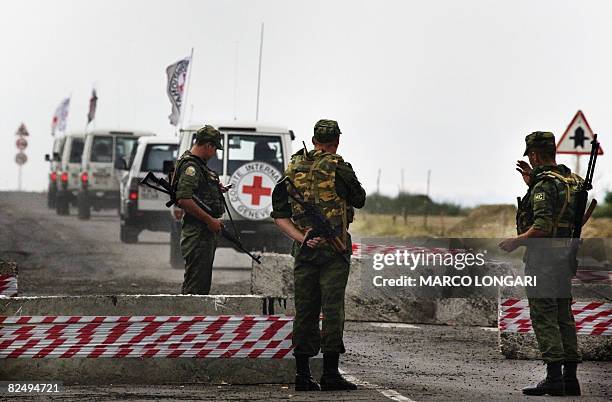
left=255, top=23, right=264, bottom=121
left=179, top=47, right=195, bottom=133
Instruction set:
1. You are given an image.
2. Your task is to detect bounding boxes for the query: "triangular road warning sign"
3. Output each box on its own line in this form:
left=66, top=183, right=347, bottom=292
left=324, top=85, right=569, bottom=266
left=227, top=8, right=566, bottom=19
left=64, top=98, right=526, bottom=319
left=556, top=110, right=603, bottom=155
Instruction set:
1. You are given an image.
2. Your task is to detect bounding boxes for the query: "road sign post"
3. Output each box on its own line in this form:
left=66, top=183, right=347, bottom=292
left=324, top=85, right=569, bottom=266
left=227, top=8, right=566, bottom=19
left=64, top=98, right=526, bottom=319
left=15, top=123, right=29, bottom=191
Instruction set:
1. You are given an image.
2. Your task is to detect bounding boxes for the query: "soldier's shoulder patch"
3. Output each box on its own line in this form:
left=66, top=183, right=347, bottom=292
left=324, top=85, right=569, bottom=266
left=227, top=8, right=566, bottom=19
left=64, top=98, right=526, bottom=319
left=534, top=192, right=545, bottom=201
left=185, top=166, right=196, bottom=177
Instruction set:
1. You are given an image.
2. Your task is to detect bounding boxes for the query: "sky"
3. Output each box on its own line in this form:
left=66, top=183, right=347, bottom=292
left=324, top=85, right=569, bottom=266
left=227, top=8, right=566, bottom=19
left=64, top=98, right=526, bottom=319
left=1, top=0, right=610, bottom=206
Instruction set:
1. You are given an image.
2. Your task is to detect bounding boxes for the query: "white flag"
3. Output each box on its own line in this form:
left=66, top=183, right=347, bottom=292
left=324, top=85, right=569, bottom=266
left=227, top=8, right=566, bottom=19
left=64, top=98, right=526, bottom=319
left=51, top=97, right=70, bottom=136
left=166, top=57, right=190, bottom=126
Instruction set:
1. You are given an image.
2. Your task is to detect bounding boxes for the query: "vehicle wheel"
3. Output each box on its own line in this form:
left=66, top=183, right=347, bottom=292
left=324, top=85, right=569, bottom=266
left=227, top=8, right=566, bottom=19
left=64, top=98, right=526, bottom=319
left=55, top=192, right=70, bottom=216
left=120, top=223, right=139, bottom=244
left=77, top=192, right=91, bottom=220
left=47, top=185, right=57, bottom=209
left=170, top=221, right=183, bottom=269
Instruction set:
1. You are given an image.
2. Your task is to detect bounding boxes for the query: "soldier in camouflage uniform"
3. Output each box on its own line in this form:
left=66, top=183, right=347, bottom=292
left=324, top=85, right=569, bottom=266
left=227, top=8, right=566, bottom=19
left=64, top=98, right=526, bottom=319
left=499, top=132, right=583, bottom=396
left=174, top=125, right=227, bottom=295
left=271, top=119, right=366, bottom=392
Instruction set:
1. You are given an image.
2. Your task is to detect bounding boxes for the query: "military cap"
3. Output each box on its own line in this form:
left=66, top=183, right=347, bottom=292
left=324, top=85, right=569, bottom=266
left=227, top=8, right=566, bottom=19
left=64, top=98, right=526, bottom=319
left=314, top=119, right=342, bottom=143
left=195, top=125, right=223, bottom=150
left=524, top=131, right=556, bottom=156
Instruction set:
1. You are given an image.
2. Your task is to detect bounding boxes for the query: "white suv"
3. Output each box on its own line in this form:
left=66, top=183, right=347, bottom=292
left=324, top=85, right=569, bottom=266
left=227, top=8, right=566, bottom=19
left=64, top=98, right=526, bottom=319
left=118, top=136, right=178, bottom=243
left=77, top=129, right=154, bottom=220
left=54, top=133, right=85, bottom=215
left=168, top=121, right=294, bottom=267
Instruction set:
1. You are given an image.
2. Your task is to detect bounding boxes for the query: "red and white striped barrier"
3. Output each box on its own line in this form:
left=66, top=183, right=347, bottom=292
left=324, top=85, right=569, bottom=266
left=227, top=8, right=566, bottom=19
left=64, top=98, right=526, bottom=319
left=499, top=298, right=612, bottom=336
left=0, top=315, right=293, bottom=359
left=574, top=269, right=612, bottom=285
left=0, top=275, right=18, bottom=297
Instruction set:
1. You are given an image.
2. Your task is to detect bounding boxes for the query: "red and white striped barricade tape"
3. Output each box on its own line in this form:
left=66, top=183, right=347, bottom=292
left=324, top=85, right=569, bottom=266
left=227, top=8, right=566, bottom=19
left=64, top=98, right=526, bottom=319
left=574, top=269, right=612, bottom=285
left=499, top=298, right=612, bottom=336
left=0, top=315, right=293, bottom=359
left=0, top=274, right=18, bottom=297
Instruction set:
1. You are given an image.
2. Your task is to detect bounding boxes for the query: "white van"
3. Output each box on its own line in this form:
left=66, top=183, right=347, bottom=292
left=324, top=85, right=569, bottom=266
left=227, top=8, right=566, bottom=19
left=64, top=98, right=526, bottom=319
left=78, top=129, right=154, bottom=220
left=54, top=133, right=85, bottom=215
left=117, top=136, right=178, bottom=243
left=168, top=121, right=294, bottom=266
left=44, top=136, right=67, bottom=209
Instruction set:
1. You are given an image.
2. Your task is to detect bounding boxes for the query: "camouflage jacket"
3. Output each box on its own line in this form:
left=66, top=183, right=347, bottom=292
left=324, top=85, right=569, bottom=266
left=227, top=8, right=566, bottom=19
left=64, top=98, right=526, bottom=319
left=271, top=149, right=366, bottom=255
left=174, top=150, right=224, bottom=227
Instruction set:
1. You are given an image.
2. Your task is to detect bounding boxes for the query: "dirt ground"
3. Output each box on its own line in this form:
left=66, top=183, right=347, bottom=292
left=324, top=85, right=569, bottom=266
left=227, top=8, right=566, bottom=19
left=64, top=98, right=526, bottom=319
left=1, top=192, right=610, bottom=401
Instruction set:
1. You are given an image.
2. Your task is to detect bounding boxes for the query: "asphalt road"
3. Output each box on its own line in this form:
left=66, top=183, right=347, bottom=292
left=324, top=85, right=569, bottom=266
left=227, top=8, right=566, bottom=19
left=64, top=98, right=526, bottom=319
left=1, top=192, right=610, bottom=401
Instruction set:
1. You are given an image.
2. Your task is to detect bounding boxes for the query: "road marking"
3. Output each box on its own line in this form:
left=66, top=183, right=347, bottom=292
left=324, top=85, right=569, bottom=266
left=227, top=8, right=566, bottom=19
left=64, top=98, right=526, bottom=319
left=370, top=323, right=420, bottom=329
left=480, top=327, right=498, bottom=332
left=339, top=368, right=415, bottom=402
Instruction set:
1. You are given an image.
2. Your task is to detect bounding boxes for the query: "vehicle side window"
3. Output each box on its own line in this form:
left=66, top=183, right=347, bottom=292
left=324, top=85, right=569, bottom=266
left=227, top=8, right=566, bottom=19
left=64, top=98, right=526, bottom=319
left=69, top=138, right=84, bottom=163
left=127, top=144, right=139, bottom=169
left=141, top=144, right=178, bottom=172
left=91, top=136, right=113, bottom=163
left=116, top=136, right=138, bottom=162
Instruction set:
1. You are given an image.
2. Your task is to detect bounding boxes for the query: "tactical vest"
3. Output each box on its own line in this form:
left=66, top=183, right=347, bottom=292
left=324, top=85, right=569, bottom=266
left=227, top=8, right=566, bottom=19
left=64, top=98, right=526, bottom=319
left=516, top=169, right=583, bottom=237
left=172, top=151, right=224, bottom=218
left=285, top=150, right=349, bottom=245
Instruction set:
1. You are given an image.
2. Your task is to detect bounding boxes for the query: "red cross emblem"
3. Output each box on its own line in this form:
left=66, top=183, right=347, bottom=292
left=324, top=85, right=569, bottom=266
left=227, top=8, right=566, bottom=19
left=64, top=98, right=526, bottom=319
left=242, top=175, right=271, bottom=206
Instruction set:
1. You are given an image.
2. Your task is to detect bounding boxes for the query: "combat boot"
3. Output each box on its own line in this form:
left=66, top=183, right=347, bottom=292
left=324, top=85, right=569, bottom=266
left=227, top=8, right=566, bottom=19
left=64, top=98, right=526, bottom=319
left=522, top=362, right=565, bottom=396
left=294, top=354, right=320, bottom=391
left=320, top=353, right=357, bottom=391
left=563, top=362, right=581, bottom=396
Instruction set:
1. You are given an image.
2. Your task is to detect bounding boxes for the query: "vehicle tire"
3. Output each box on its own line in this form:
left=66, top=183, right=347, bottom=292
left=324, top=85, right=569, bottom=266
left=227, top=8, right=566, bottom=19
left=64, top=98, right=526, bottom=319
left=55, top=191, right=70, bottom=216
left=170, top=221, right=183, bottom=269
left=120, top=223, right=139, bottom=244
left=47, top=184, right=57, bottom=209
left=77, top=192, right=91, bottom=220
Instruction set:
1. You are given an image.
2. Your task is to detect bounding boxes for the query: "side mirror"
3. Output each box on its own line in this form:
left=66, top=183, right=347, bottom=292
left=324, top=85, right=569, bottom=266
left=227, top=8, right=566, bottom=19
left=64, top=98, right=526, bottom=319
left=289, top=130, right=296, bottom=141
left=114, top=158, right=128, bottom=170
left=163, top=160, right=175, bottom=176
left=44, top=154, right=50, bottom=162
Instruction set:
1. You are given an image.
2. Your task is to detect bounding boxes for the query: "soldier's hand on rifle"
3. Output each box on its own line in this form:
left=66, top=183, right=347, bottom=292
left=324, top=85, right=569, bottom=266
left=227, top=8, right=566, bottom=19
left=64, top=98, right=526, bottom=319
left=516, top=160, right=532, bottom=186
left=302, top=229, right=323, bottom=249
left=218, top=183, right=232, bottom=193
left=207, top=218, right=224, bottom=233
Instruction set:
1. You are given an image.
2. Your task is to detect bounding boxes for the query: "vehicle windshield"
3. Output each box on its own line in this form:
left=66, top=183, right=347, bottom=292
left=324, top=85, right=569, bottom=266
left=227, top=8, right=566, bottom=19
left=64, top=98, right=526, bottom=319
left=91, top=136, right=113, bottom=163
left=68, top=138, right=84, bottom=163
left=116, top=136, right=138, bottom=162
left=227, top=134, right=284, bottom=175
left=141, top=143, right=178, bottom=172
left=190, top=133, right=223, bottom=172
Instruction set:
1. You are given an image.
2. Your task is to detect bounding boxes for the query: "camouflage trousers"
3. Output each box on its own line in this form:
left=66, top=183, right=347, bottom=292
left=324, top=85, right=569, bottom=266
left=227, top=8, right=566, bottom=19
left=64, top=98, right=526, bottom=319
left=524, top=251, right=580, bottom=363
left=292, top=250, right=350, bottom=357
left=180, top=224, right=217, bottom=295
left=527, top=297, right=581, bottom=363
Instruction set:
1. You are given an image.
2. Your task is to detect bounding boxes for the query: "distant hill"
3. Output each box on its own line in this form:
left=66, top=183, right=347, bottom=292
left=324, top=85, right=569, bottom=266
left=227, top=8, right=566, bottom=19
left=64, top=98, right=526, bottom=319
left=364, top=192, right=467, bottom=216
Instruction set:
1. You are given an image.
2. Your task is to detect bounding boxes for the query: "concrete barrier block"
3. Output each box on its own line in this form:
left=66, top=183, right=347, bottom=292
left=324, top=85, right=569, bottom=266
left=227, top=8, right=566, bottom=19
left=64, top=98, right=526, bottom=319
left=0, top=294, right=319, bottom=384
left=0, top=294, right=290, bottom=316
left=252, top=253, right=500, bottom=326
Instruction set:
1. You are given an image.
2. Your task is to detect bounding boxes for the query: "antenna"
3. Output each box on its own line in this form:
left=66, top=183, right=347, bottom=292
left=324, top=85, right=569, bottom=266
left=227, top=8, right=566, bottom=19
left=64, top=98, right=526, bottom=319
left=255, top=23, right=264, bottom=121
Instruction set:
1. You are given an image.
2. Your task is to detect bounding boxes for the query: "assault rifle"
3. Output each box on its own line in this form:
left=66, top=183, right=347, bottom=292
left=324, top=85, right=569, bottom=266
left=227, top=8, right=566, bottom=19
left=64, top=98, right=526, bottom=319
left=278, top=176, right=347, bottom=254
left=568, top=134, right=600, bottom=274
left=139, top=172, right=262, bottom=264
